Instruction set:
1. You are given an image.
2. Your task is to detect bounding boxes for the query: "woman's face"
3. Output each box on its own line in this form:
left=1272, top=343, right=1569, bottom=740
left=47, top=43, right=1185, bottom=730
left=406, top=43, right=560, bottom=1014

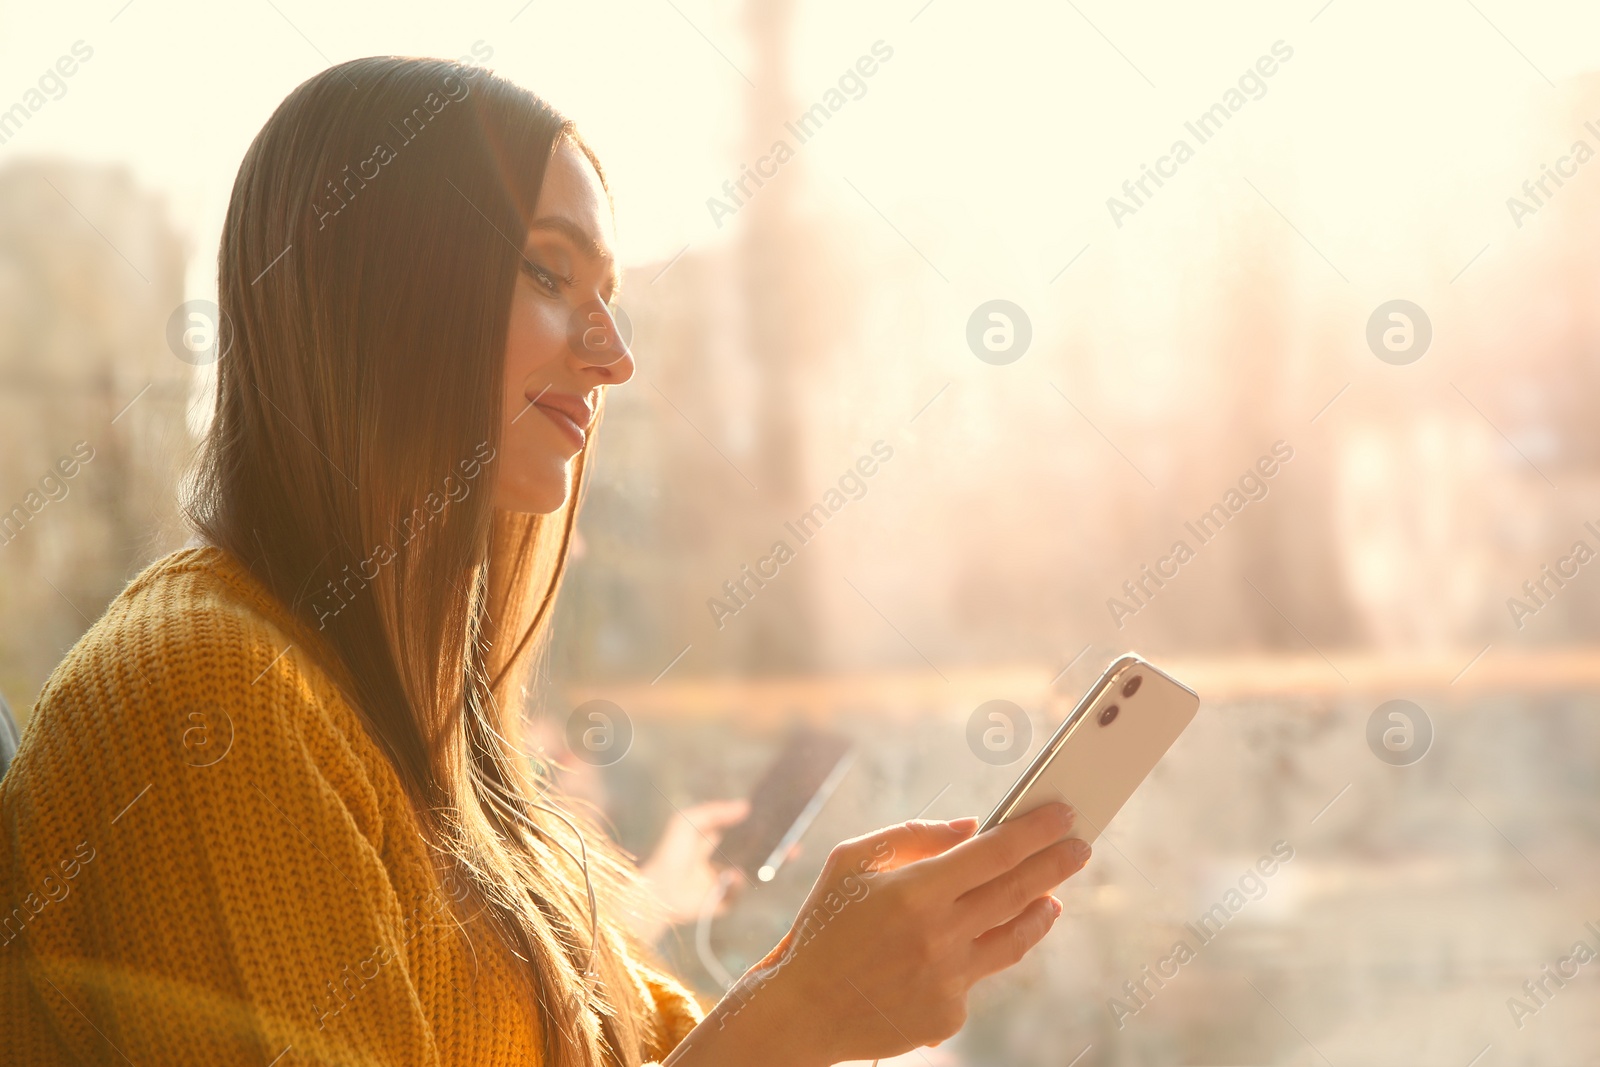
left=494, top=137, right=633, bottom=514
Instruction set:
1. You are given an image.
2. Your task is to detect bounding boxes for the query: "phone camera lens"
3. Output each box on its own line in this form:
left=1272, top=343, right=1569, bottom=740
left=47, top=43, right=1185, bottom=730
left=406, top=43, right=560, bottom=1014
left=1122, top=675, right=1142, bottom=698
left=1098, top=705, right=1119, bottom=726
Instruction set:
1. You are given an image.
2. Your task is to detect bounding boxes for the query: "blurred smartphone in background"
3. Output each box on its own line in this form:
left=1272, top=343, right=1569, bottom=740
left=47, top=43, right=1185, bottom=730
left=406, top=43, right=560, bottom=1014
left=714, top=725, right=855, bottom=883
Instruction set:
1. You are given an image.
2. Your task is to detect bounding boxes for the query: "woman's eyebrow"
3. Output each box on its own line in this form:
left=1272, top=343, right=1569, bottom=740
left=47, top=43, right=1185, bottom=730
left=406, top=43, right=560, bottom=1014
left=526, top=215, right=620, bottom=291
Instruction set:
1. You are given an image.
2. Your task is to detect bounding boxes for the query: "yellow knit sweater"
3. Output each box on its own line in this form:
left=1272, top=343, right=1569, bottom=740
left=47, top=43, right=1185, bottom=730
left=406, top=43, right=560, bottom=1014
left=0, top=546, right=704, bottom=1065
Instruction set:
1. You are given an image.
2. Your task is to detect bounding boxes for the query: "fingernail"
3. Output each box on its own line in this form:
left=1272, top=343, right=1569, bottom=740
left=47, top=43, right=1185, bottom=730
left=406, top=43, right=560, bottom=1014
left=1049, top=896, right=1063, bottom=917
left=949, top=816, right=978, bottom=832
left=1069, top=838, right=1091, bottom=861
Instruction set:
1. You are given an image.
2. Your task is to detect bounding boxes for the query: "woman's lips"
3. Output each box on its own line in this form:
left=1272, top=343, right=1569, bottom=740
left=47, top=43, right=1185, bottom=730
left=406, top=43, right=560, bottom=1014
left=531, top=392, right=590, bottom=451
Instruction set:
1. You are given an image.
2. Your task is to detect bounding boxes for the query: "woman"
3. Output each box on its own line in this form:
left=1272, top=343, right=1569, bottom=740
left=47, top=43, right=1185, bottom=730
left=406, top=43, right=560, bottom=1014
left=0, top=57, right=1090, bottom=1066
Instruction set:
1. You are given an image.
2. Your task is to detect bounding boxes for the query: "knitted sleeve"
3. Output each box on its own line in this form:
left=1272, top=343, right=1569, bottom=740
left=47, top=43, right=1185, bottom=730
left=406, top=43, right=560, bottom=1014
left=0, top=587, right=446, bottom=1066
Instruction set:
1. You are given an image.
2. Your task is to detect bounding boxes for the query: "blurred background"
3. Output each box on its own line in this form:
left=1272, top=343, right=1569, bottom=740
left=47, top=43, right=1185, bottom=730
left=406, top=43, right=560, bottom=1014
left=4, top=0, right=1600, bottom=1063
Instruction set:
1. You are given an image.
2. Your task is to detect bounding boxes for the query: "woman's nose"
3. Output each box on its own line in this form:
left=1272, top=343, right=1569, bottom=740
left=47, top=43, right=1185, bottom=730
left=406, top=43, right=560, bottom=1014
left=567, top=299, right=634, bottom=384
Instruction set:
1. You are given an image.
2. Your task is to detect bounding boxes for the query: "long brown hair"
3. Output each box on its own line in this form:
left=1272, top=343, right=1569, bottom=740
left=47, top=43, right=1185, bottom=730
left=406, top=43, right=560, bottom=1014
left=187, top=56, right=654, bottom=1067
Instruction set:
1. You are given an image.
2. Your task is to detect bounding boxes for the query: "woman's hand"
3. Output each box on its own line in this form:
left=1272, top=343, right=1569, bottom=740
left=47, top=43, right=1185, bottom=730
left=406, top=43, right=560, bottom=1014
left=630, top=798, right=750, bottom=942
left=668, top=802, right=1089, bottom=1067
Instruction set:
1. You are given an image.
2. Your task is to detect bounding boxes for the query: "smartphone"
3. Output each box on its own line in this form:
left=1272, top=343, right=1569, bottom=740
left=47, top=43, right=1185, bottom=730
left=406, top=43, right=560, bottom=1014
left=979, top=653, right=1199, bottom=841
left=714, top=726, right=856, bottom=883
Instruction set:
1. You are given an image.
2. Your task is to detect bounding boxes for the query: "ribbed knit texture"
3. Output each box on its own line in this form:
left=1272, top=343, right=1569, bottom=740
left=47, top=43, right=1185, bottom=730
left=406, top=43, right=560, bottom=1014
left=0, top=546, right=704, bottom=1065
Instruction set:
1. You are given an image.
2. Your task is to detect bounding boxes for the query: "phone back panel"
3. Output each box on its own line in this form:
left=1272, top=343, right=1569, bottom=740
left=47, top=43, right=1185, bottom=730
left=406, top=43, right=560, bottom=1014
left=990, top=657, right=1199, bottom=843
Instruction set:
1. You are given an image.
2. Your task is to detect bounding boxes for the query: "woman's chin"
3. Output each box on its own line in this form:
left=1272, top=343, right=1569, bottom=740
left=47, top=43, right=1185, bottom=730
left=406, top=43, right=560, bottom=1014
left=493, top=472, right=571, bottom=515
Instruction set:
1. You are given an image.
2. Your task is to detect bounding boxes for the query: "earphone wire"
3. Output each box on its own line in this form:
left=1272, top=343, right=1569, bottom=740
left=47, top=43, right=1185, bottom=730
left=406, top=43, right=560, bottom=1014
left=476, top=777, right=603, bottom=983
left=694, top=868, right=738, bottom=989
left=461, top=665, right=603, bottom=984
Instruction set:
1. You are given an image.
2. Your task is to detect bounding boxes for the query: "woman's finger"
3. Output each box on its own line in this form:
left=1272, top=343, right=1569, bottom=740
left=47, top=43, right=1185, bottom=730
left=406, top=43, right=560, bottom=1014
left=966, top=894, right=1061, bottom=979
left=833, top=817, right=978, bottom=875
left=954, top=837, right=1090, bottom=934
left=920, top=802, right=1077, bottom=893
left=684, top=797, right=751, bottom=833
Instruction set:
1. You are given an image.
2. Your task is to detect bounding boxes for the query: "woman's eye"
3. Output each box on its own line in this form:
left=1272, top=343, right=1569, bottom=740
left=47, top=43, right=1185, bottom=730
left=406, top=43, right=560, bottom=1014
left=521, top=258, right=563, bottom=295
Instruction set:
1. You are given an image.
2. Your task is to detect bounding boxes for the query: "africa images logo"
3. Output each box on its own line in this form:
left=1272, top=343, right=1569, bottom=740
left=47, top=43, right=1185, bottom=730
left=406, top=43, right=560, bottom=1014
left=1105, top=40, right=1294, bottom=228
